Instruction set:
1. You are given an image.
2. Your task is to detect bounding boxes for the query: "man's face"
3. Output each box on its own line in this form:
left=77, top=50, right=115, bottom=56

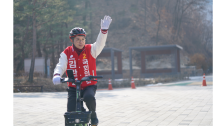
left=71, top=35, right=86, bottom=49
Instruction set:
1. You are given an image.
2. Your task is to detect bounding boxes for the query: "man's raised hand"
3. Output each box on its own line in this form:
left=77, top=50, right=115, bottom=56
left=101, top=15, right=112, bottom=30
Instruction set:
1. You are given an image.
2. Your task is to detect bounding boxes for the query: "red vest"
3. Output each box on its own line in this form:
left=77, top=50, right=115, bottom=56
left=63, top=44, right=97, bottom=89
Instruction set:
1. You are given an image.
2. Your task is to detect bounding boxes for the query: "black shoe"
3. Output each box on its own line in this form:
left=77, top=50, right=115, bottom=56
left=91, top=117, right=98, bottom=126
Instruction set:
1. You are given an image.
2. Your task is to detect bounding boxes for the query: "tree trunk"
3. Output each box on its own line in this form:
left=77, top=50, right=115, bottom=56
left=43, top=32, right=50, bottom=78
left=51, top=44, right=55, bottom=77
left=19, top=16, right=30, bottom=72
left=166, top=0, right=171, bottom=12
left=36, top=36, right=42, bottom=57
left=176, top=0, right=192, bottom=37
left=144, top=0, right=146, bottom=31
left=156, top=0, right=161, bottom=45
left=49, top=28, right=55, bottom=78
left=64, top=22, right=68, bottom=48
left=172, top=0, right=180, bottom=41
left=176, top=11, right=183, bottom=37
left=89, top=1, right=93, bottom=43
left=59, top=23, right=63, bottom=54
left=44, top=46, right=48, bottom=78
left=173, top=0, right=179, bottom=31
left=20, top=38, right=25, bottom=72
left=83, top=0, right=88, bottom=27
left=28, top=10, right=37, bottom=83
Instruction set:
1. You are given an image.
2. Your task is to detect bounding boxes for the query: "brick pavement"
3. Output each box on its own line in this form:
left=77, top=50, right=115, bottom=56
left=13, top=77, right=213, bottom=126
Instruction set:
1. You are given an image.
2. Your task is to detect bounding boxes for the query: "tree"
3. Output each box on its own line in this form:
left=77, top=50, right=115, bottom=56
left=14, top=0, right=213, bottom=81
left=155, top=0, right=162, bottom=45
left=14, top=1, right=32, bottom=72
left=190, top=53, right=207, bottom=72
left=172, top=0, right=209, bottom=38
left=14, top=0, right=77, bottom=82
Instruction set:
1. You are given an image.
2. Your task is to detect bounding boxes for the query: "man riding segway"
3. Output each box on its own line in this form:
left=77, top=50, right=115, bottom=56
left=52, top=15, right=112, bottom=126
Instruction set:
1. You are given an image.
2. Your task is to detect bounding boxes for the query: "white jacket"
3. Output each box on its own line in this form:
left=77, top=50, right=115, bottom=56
left=53, top=30, right=108, bottom=76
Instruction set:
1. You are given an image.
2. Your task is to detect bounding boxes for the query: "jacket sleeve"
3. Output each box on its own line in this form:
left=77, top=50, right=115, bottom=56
left=53, top=52, right=68, bottom=76
left=91, top=30, right=108, bottom=59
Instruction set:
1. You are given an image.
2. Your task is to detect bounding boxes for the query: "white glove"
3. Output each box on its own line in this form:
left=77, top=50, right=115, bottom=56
left=101, top=15, right=112, bottom=30
left=53, top=75, right=61, bottom=85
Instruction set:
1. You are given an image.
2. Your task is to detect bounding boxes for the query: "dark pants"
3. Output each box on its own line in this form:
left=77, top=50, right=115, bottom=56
left=67, top=85, right=97, bottom=118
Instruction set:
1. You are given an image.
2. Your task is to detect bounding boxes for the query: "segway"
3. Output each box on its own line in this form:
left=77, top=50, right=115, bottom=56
left=61, top=70, right=102, bottom=126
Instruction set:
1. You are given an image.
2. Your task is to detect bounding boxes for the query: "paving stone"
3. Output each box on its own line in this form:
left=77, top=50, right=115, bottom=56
left=13, top=80, right=213, bottom=126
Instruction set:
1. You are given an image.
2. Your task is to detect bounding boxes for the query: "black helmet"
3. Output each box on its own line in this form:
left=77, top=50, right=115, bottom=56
left=69, top=27, right=86, bottom=39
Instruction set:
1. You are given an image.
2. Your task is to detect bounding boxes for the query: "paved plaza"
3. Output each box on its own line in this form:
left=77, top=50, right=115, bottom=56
left=13, top=75, right=213, bottom=126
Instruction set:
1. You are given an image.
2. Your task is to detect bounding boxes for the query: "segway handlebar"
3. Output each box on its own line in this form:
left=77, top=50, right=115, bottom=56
left=81, top=75, right=103, bottom=82
left=60, top=78, right=75, bottom=83
left=60, top=75, right=103, bottom=83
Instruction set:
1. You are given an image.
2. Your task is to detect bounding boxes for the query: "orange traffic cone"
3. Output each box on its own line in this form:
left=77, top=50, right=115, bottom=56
left=108, top=79, right=113, bottom=90
left=202, top=73, right=207, bottom=86
left=131, top=77, right=136, bottom=89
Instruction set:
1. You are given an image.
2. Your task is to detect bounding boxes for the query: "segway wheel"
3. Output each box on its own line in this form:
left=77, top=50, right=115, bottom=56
left=65, top=119, right=75, bottom=126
